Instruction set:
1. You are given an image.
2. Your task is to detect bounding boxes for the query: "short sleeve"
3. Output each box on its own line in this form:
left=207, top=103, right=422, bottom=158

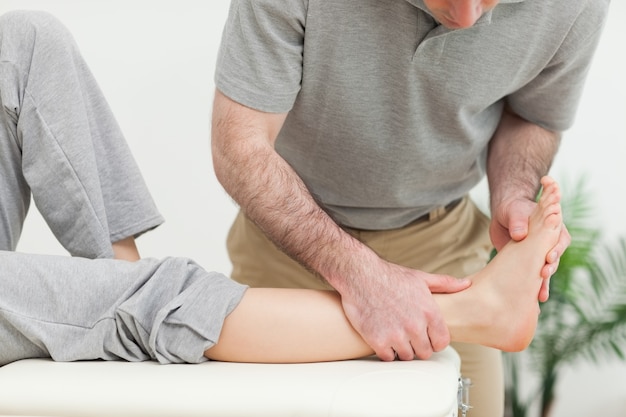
left=507, top=0, right=610, bottom=131
left=214, top=0, right=307, bottom=113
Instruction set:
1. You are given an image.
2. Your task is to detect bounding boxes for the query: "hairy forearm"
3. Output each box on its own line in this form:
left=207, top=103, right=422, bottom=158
left=487, top=106, right=561, bottom=206
left=211, top=92, right=373, bottom=291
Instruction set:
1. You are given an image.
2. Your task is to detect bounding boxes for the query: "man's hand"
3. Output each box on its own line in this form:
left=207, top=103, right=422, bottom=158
left=339, top=260, right=470, bottom=361
left=489, top=195, right=570, bottom=302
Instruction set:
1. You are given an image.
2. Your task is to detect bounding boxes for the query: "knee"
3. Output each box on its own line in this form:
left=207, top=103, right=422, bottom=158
left=1, top=10, right=65, bottom=30
left=0, top=10, right=73, bottom=52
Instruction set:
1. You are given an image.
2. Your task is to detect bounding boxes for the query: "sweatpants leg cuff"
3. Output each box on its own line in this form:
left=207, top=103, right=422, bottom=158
left=148, top=269, right=248, bottom=364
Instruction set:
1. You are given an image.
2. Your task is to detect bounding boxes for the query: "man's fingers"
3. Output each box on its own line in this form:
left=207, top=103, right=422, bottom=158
left=411, top=310, right=450, bottom=359
left=375, top=346, right=397, bottom=362
left=427, top=314, right=451, bottom=352
left=377, top=337, right=434, bottom=361
left=370, top=318, right=447, bottom=361
left=409, top=337, right=433, bottom=360
left=395, top=343, right=418, bottom=361
left=538, top=276, right=551, bottom=302
left=425, top=274, right=471, bottom=294
left=541, top=257, right=559, bottom=280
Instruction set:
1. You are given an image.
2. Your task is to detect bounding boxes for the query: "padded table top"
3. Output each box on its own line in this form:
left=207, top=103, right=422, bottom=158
left=0, top=347, right=460, bottom=417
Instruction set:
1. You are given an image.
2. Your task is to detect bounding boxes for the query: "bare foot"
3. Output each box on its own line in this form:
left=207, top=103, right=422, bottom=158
left=437, top=176, right=562, bottom=351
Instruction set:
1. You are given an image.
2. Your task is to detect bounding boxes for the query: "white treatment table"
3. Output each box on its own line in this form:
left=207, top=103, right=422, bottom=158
left=0, top=347, right=465, bottom=417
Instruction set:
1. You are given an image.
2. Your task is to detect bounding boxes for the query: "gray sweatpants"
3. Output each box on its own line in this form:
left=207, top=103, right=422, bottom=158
left=0, top=11, right=237, bottom=366
left=0, top=10, right=164, bottom=258
left=0, top=250, right=247, bottom=366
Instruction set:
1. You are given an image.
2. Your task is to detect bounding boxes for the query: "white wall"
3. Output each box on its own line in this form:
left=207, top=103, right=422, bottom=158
left=1, top=1, right=624, bottom=416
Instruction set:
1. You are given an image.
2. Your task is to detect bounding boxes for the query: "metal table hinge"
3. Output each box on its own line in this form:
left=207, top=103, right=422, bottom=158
left=457, top=377, right=472, bottom=417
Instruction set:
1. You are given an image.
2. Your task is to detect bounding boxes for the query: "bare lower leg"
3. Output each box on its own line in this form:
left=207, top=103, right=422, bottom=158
left=112, top=236, right=140, bottom=261
left=206, top=288, right=372, bottom=363
left=205, top=177, right=562, bottom=363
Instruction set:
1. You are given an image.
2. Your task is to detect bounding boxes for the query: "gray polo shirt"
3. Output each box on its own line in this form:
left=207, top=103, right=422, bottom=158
left=215, top=0, right=609, bottom=229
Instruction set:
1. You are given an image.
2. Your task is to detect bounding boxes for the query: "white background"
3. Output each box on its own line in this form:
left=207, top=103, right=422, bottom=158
left=1, top=1, right=624, bottom=416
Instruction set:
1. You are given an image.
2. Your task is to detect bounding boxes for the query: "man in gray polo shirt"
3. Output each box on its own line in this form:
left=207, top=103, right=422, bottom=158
left=211, top=0, right=609, bottom=414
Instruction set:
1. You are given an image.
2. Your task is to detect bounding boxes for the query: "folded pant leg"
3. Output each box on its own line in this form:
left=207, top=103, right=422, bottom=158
left=0, top=251, right=247, bottom=366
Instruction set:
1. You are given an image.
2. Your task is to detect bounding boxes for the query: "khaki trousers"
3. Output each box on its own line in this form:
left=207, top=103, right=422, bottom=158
left=227, top=197, right=504, bottom=417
